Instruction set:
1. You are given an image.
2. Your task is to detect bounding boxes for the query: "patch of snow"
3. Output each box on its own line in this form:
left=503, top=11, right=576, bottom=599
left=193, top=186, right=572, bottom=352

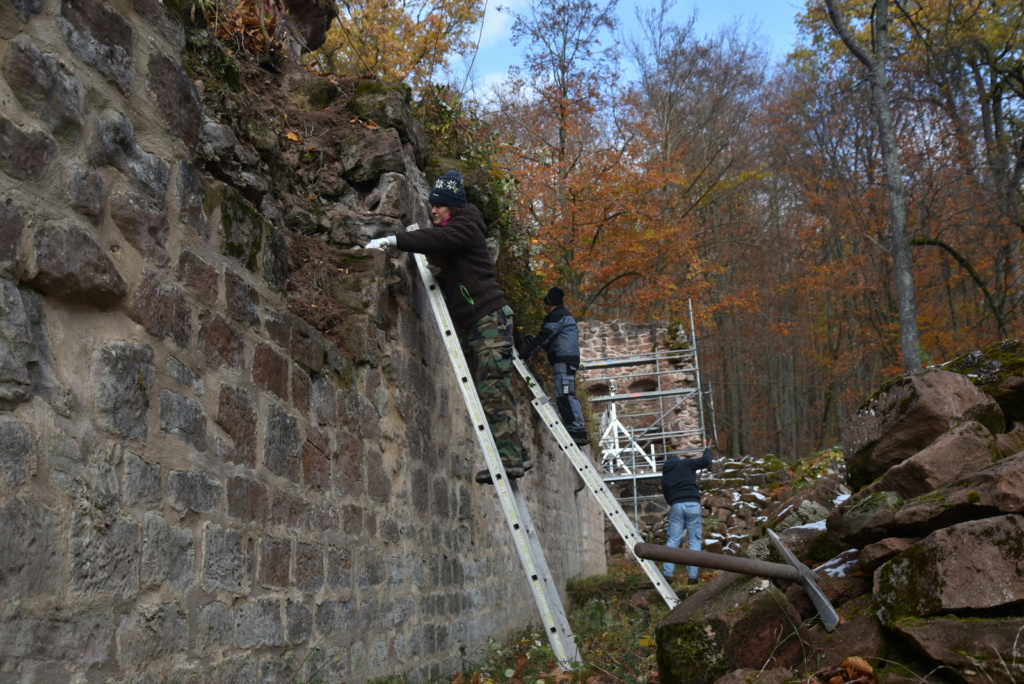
left=789, top=519, right=827, bottom=531
left=818, top=552, right=858, bottom=578
left=833, top=493, right=850, bottom=506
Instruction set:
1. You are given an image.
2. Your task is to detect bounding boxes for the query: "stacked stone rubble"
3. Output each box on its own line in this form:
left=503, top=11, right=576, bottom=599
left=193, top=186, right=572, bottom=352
left=654, top=339, right=1024, bottom=684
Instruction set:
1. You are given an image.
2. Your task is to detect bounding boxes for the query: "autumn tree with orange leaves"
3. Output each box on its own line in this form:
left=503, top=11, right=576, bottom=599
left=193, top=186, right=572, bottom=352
left=307, top=0, right=484, bottom=90
left=484, top=0, right=753, bottom=324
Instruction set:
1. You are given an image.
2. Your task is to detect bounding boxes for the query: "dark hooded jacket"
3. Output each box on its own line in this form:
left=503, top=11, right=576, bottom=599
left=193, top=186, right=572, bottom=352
left=395, top=204, right=508, bottom=329
left=661, top=447, right=713, bottom=504
left=522, top=305, right=580, bottom=365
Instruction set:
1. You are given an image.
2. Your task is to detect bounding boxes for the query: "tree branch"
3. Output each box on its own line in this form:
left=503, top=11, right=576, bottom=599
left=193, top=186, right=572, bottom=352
left=822, top=0, right=876, bottom=69
left=911, top=236, right=1009, bottom=337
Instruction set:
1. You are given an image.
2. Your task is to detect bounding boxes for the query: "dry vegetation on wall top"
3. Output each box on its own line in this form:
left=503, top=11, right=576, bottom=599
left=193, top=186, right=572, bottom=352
left=286, top=233, right=379, bottom=353
left=184, top=20, right=402, bottom=349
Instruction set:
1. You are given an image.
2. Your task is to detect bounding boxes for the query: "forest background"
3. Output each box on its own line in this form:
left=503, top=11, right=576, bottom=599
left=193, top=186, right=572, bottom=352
left=303, top=0, right=1024, bottom=460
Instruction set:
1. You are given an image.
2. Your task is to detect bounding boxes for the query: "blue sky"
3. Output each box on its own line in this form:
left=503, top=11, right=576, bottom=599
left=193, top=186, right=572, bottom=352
left=454, top=0, right=805, bottom=94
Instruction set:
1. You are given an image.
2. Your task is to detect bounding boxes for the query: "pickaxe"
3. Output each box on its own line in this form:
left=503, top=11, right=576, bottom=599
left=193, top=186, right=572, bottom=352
left=634, top=529, right=841, bottom=632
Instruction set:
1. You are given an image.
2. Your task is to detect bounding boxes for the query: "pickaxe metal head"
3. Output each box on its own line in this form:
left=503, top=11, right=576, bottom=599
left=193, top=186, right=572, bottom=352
left=766, top=529, right=840, bottom=632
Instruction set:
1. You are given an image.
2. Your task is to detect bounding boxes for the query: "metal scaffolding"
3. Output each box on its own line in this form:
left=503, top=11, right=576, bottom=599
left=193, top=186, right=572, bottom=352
left=580, top=301, right=714, bottom=522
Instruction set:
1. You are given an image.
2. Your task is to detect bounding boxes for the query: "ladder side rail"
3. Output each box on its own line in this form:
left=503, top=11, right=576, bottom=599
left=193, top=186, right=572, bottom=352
left=513, top=354, right=680, bottom=609
left=507, top=479, right=578, bottom=653
left=408, top=245, right=581, bottom=667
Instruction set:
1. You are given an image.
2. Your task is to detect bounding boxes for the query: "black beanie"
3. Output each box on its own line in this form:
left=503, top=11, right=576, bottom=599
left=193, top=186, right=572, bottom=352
left=428, top=170, right=468, bottom=207
left=543, top=287, right=564, bottom=306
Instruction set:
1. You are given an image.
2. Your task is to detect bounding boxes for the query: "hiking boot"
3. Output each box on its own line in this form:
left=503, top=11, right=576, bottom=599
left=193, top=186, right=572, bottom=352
left=570, top=432, right=590, bottom=446
left=522, top=459, right=533, bottom=472
left=474, top=463, right=526, bottom=485
left=688, top=578, right=699, bottom=585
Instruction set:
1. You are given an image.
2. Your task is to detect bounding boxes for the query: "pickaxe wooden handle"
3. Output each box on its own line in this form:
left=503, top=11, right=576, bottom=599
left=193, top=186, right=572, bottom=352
left=634, top=528, right=840, bottom=632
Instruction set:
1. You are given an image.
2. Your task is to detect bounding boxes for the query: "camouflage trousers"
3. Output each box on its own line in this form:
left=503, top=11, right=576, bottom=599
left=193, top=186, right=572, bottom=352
left=464, top=305, right=523, bottom=466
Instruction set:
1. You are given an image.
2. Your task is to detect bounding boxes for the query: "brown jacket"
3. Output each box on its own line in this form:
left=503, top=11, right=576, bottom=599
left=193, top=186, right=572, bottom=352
left=395, top=204, right=509, bottom=329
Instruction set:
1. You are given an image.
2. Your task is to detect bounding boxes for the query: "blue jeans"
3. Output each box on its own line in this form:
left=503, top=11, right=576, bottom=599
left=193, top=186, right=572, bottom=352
left=663, top=501, right=702, bottom=581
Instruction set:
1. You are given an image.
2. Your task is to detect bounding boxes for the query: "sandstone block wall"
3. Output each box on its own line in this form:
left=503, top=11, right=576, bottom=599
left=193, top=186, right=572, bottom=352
left=0, top=1, right=606, bottom=681
left=579, top=319, right=702, bottom=453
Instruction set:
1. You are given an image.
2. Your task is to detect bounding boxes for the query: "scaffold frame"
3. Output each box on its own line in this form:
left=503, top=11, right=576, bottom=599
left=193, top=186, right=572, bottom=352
left=579, top=301, right=714, bottom=521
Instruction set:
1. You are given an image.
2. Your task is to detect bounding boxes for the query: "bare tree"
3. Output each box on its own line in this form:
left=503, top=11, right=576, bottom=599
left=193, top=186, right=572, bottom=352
left=823, top=0, right=922, bottom=371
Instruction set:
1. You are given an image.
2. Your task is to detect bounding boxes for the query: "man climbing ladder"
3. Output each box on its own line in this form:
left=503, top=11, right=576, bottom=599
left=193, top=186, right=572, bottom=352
left=402, top=231, right=584, bottom=668
left=363, top=170, right=530, bottom=484
left=521, top=286, right=590, bottom=447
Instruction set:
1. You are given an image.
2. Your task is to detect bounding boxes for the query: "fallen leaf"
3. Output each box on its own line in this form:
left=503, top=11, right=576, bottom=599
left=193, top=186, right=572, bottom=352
left=842, top=657, right=872, bottom=674
left=285, top=131, right=303, bottom=142
left=513, top=654, right=529, bottom=678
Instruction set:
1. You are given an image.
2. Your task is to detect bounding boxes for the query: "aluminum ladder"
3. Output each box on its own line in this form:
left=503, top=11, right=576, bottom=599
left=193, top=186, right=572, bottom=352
left=408, top=237, right=582, bottom=669
left=512, top=354, right=680, bottom=610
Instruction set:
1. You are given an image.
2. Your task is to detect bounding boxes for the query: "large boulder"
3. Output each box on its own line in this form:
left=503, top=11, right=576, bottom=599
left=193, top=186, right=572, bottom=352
left=347, top=82, right=429, bottom=169
left=870, top=421, right=1002, bottom=499
left=892, top=616, right=1024, bottom=684
left=656, top=573, right=806, bottom=684
left=841, top=370, right=1004, bottom=491
left=943, top=339, right=1024, bottom=425
left=995, top=421, right=1024, bottom=457
left=892, top=452, right=1024, bottom=533
left=827, top=490, right=904, bottom=549
left=792, top=595, right=888, bottom=676
left=874, top=514, right=1024, bottom=625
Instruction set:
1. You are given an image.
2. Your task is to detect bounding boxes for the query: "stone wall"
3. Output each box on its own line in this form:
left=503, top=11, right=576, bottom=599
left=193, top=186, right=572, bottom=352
left=0, top=2, right=605, bottom=682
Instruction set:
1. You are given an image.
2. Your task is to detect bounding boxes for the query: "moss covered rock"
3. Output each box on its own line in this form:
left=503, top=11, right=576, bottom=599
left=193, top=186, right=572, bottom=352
left=841, top=369, right=1004, bottom=491
left=943, top=338, right=1024, bottom=424
left=875, top=514, right=1024, bottom=625
left=655, top=572, right=806, bottom=684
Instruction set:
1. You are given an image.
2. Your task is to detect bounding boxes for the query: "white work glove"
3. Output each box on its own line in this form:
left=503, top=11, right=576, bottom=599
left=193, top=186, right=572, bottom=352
left=363, top=236, right=397, bottom=250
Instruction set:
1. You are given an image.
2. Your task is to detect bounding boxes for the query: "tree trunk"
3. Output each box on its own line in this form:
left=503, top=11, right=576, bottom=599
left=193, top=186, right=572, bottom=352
left=824, top=0, right=922, bottom=371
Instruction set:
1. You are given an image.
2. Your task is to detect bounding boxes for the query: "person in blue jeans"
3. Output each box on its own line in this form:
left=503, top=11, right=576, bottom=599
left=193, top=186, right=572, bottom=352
left=660, top=444, right=714, bottom=584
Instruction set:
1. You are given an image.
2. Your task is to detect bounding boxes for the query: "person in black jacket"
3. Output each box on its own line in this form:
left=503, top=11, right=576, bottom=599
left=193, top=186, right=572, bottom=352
left=660, top=444, right=714, bottom=584
left=521, top=287, right=589, bottom=446
left=363, top=170, right=527, bottom=484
